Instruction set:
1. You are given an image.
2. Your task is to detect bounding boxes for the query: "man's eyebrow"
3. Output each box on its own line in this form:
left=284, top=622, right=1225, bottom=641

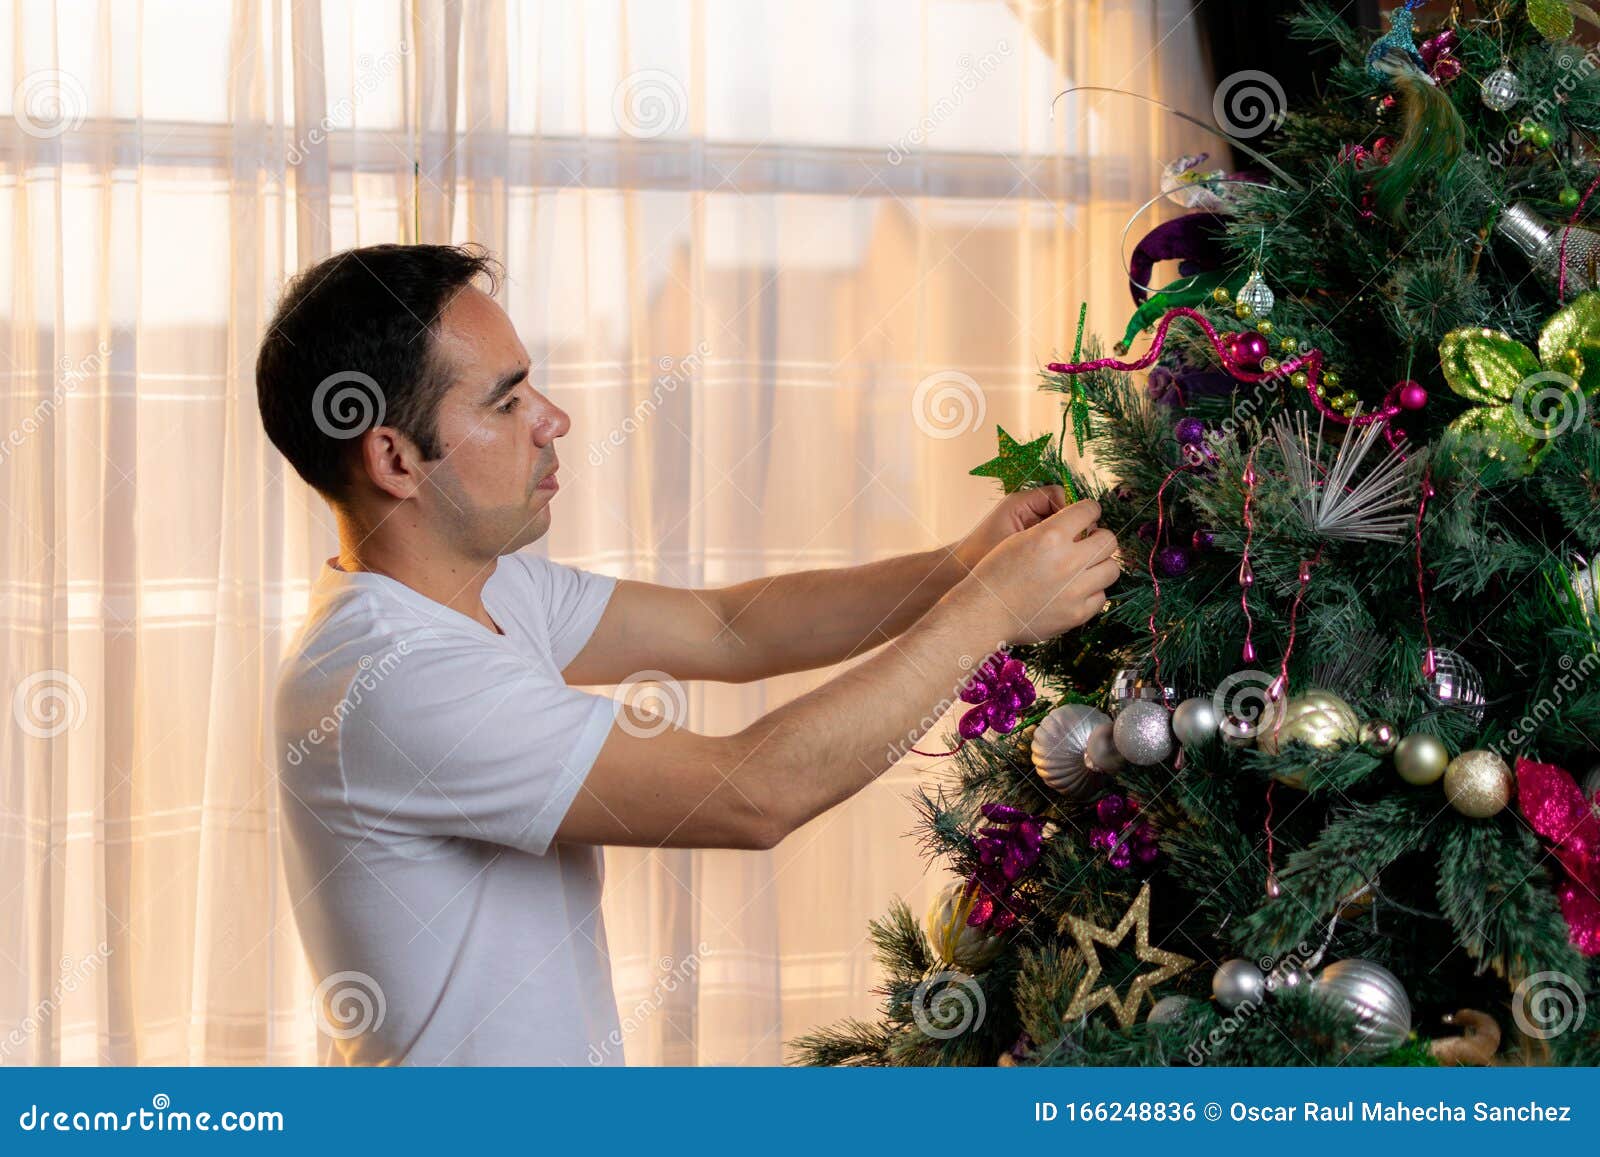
left=482, top=365, right=529, bottom=406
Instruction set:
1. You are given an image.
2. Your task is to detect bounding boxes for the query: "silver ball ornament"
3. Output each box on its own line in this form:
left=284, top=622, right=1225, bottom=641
left=1213, top=958, right=1265, bottom=1012
left=1443, top=749, right=1513, bottom=818
left=1314, top=959, right=1411, bottom=1054
left=1394, top=732, right=1449, bottom=785
left=1112, top=699, right=1174, bottom=766
left=1480, top=65, right=1523, bottom=112
left=1171, top=697, right=1220, bottom=747
left=1146, top=994, right=1192, bottom=1025
left=1236, top=271, right=1275, bottom=318
left=1031, top=704, right=1110, bottom=799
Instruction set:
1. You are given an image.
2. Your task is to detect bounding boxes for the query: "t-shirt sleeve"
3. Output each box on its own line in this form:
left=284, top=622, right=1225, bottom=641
left=339, top=638, right=620, bottom=856
left=506, top=551, right=618, bottom=670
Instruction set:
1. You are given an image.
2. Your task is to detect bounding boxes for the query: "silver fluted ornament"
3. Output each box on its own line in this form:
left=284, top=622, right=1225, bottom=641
left=1314, top=959, right=1411, bottom=1055
left=1495, top=201, right=1600, bottom=294
left=1031, top=704, right=1110, bottom=799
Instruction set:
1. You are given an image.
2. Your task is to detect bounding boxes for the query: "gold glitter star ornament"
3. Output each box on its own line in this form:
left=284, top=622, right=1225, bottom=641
left=1059, top=882, right=1194, bottom=1028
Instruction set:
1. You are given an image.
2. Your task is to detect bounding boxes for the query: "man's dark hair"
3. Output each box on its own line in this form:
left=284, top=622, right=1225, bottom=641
left=255, top=243, right=501, bottom=499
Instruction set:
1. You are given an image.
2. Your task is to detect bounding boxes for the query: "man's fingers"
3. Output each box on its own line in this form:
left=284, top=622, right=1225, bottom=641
left=1047, top=498, right=1102, bottom=540
left=1076, top=557, right=1122, bottom=593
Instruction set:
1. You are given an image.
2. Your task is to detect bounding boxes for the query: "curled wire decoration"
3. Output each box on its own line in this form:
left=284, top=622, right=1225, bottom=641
left=1115, top=178, right=1284, bottom=299
left=1050, top=85, right=1303, bottom=189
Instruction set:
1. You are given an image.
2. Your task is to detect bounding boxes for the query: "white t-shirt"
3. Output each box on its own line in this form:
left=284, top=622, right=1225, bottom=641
left=273, top=548, right=624, bottom=1065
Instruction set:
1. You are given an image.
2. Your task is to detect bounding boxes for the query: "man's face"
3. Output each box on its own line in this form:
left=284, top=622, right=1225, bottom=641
left=419, top=286, right=569, bottom=557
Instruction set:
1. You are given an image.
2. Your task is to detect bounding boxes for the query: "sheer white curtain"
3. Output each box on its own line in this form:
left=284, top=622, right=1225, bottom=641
left=0, top=0, right=1210, bottom=1064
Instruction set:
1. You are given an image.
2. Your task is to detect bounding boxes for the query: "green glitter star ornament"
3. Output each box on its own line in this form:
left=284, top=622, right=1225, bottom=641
left=969, top=426, right=1055, bottom=494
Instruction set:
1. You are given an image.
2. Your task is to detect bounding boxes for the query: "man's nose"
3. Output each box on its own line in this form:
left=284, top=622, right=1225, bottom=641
left=532, top=398, right=571, bottom=444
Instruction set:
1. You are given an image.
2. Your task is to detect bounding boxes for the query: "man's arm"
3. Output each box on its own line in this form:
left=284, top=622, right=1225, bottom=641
left=560, top=487, right=1067, bottom=686
left=554, top=499, right=1118, bottom=850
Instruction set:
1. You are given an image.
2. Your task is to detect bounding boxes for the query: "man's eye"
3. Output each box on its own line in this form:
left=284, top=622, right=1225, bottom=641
left=498, top=395, right=521, bottom=414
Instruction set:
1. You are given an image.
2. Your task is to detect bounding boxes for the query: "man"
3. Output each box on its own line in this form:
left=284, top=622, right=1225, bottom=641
left=257, top=243, right=1118, bottom=1066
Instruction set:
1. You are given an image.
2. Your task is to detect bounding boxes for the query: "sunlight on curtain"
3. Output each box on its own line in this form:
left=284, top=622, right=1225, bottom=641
left=0, top=0, right=1210, bottom=1064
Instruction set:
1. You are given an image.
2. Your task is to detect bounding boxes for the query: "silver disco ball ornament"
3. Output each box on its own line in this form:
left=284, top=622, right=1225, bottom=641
left=1236, top=271, right=1275, bottom=318
left=1480, top=65, right=1523, bottom=112
left=1314, top=959, right=1411, bottom=1055
left=1112, top=699, right=1174, bottom=766
left=1031, top=704, right=1110, bottom=799
left=1107, top=668, right=1174, bottom=715
left=1425, top=648, right=1486, bottom=729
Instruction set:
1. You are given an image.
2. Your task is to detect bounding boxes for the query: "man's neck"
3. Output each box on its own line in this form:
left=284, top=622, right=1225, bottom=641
left=335, top=517, right=502, bottom=634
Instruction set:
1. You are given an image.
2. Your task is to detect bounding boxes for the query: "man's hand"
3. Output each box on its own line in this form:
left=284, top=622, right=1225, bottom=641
left=956, top=497, right=1119, bottom=645
left=953, top=485, right=1068, bottom=573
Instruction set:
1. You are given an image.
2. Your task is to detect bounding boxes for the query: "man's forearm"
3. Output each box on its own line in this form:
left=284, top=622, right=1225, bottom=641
left=714, top=544, right=971, bottom=681
left=731, top=582, right=1010, bottom=834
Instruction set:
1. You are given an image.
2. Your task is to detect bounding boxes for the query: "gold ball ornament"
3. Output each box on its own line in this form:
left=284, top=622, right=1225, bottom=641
left=1255, top=318, right=1275, bottom=335
left=1278, top=336, right=1299, bottom=353
left=1443, top=749, right=1513, bottom=818
left=1324, top=370, right=1342, bottom=390
left=1258, top=356, right=1280, bottom=374
left=1212, top=286, right=1232, bottom=304
left=1290, top=371, right=1309, bottom=389
left=1393, top=732, right=1449, bottom=785
left=1256, top=690, right=1360, bottom=756
left=1234, top=299, right=1255, bottom=320
left=1360, top=719, right=1399, bottom=755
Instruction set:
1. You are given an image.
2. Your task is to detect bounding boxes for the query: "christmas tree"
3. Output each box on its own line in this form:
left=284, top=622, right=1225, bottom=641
left=794, top=1, right=1600, bottom=1067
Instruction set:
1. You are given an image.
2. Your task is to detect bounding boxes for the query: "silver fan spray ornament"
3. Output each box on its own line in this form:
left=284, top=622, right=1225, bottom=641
left=1272, top=412, right=1417, bottom=543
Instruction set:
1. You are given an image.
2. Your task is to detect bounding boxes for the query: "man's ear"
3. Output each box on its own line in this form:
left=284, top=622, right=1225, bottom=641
left=358, top=426, right=423, bottom=501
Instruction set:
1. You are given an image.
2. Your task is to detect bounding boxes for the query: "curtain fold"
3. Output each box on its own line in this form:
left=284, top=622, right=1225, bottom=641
left=1, top=0, right=1209, bottom=1065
